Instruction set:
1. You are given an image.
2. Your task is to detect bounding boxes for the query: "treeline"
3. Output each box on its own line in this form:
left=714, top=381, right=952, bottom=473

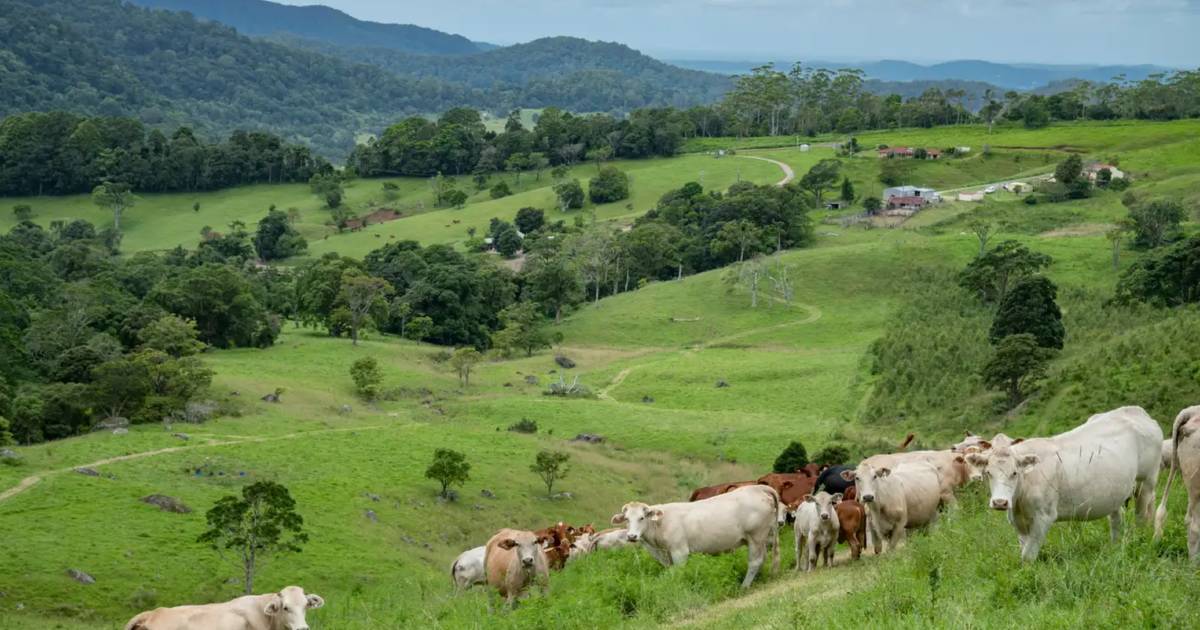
left=349, top=107, right=684, bottom=178
left=0, top=112, right=332, bottom=197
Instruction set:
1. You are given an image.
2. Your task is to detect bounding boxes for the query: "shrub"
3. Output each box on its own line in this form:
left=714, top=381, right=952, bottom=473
left=588, top=167, right=629, bottom=204
left=812, top=445, right=852, bottom=466
left=507, top=418, right=538, bottom=434
left=489, top=181, right=512, bottom=199
left=772, top=441, right=808, bottom=473
left=350, top=357, right=383, bottom=400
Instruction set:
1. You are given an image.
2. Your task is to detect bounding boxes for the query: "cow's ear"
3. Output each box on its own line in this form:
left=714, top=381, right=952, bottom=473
left=954, top=455, right=965, bottom=464
left=611, top=513, right=627, bottom=525
left=832, top=493, right=843, bottom=503
left=1017, top=454, right=1040, bottom=469
left=965, top=430, right=974, bottom=437
left=306, top=594, right=325, bottom=609
left=840, top=470, right=856, bottom=481
left=978, top=440, right=992, bottom=450
left=803, top=493, right=815, bottom=503
left=876, top=467, right=891, bottom=478
left=648, top=509, right=664, bottom=522
left=1012, top=438, right=1025, bottom=445
left=264, top=597, right=282, bottom=616
left=498, top=538, right=518, bottom=550
left=781, top=480, right=794, bottom=490
left=966, top=453, right=989, bottom=467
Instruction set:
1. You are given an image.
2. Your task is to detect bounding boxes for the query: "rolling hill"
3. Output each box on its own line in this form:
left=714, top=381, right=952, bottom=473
left=128, top=0, right=483, bottom=55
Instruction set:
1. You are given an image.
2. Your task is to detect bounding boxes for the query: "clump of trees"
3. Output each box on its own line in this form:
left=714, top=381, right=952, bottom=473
left=588, top=167, right=629, bottom=204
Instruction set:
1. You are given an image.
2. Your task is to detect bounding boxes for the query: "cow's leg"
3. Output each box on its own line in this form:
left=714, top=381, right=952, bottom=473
left=794, top=530, right=804, bottom=571
left=1187, top=498, right=1200, bottom=563
left=806, top=535, right=818, bottom=571
left=1108, top=509, right=1123, bottom=543
left=644, top=544, right=672, bottom=567
left=743, top=539, right=765, bottom=588
left=887, top=522, right=906, bottom=552
left=668, top=546, right=690, bottom=568
left=771, top=522, right=781, bottom=574
left=868, top=513, right=883, bottom=555
left=1020, top=514, right=1054, bottom=562
left=1135, top=475, right=1157, bottom=525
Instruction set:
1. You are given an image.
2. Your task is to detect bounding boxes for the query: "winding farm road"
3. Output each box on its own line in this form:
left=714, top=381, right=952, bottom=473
left=736, top=155, right=796, bottom=187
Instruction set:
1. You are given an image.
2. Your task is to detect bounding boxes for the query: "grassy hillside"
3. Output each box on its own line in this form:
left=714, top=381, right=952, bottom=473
left=1, top=120, right=1198, bottom=628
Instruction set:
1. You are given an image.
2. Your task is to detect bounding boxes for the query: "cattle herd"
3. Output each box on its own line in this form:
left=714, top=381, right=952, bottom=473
left=123, top=404, right=1200, bottom=626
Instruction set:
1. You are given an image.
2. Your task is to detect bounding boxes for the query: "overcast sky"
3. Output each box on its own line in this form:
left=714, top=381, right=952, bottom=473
left=274, top=0, right=1197, bottom=66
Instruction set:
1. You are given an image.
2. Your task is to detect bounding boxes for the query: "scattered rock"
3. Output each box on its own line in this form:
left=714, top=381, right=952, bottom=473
left=387, top=412, right=400, bottom=418
left=554, top=355, right=576, bottom=369
left=0, top=448, right=18, bottom=460
left=96, top=417, right=130, bottom=431
left=503, top=382, right=512, bottom=387
left=67, top=569, right=95, bottom=585
left=473, top=504, right=485, bottom=511
left=524, top=375, right=539, bottom=385
left=172, top=433, right=190, bottom=441
left=571, top=433, right=605, bottom=444
left=112, top=428, right=129, bottom=435
left=715, top=379, right=730, bottom=388
left=141, top=494, right=191, bottom=514
left=423, top=543, right=433, bottom=550
left=641, top=396, right=655, bottom=403
left=230, top=391, right=240, bottom=396
left=480, top=489, right=495, bottom=499
left=551, top=492, right=574, bottom=501
left=74, top=467, right=100, bottom=477
left=338, top=404, right=353, bottom=415
left=364, top=510, right=378, bottom=523
left=364, top=493, right=381, bottom=502
left=436, top=490, right=458, bottom=503
left=261, top=392, right=281, bottom=403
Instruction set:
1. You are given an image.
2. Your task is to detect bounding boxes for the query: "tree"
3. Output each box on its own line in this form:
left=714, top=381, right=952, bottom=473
left=514, top=207, right=545, bottom=234
left=724, top=256, right=766, bottom=307
left=12, top=205, right=33, bottom=222
left=525, top=253, right=584, bottom=323
left=491, top=302, right=551, bottom=357
left=495, top=226, right=523, bottom=258
left=350, top=357, right=383, bottom=400
left=1106, top=222, right=1133, bottom=271
left=863, top=197, right=881, bottom=214
left=713, top=220, right=765, bottom=263
left=309, top=174, right=343, bottom=208
left=198, top=481, right=308, bottom=595
left=531, top=450, right=570, bottom=496
left=425, top=448, right=470, bottom=500
left=91, top=182, right=135, bottom=232
left=554, top=179, right=584, bottom=211
left=443, top=189, right=468, bottom=209
left=799, top=159, right=842, bottom=207
left=983, top=334, right=1055, bottom=408
left=490, top=181, right=512, bottom=199
left=839, top=177, right=855, bottom=202
left=1054, top=154, right=1084, bottom=187
left=588, top=167, right=630, bottom=204
left=1114, top=236, right=1200, bottom=307
left=406, top=315, right=434, bottom=341
left=338, top=271, right=392, bottom=345
left=878, top=159, right=912, bottom=186
left=1128, top=199, right=1186, bottom=249
left=449, top=347, right=482, bottom=387
left=812, top=445, right=852, bottom=467
left=989, top=276, right=1064, bottom=349
left=958, top=240, right=1052, bottom=303
left=254, top=208, right=307, bottom=261
left=772, top=441, right=808, bottom=473
left=968, top=219, right=994, bottom=257
left=138, top=315, right=205, bottom=357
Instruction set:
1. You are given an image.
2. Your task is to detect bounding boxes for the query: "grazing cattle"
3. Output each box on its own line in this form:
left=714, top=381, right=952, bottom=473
left=591, top=527, right=633, bottom=550
left=1155, top=405, right=1200, bottom=560
left=534, top=521, right=587, bottom=570
left=450, top=546, right=487, bottom=590
left=951, top=430, right=988, bottom=453
left=757, top=472, right=818, bottom=507
left=969, top=406, right=1162, bottom=562
left=124, top=586, right=324, bottom=630
left=791, top=492, right=841, bottom=571
left=484, top=528, right=550, bottom=605
left=612, top=484, right=781, bottom=588
left=842, top=460, right=947, bottom=553
left=689, top=481, right=755, bottom=502
left=835, top=498, right=867, bottom=560
left=566, top=532, right=597, bottom=563
left=815, top=465, right=855, bottom=495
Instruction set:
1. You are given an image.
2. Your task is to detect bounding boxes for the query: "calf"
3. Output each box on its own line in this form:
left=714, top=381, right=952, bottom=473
left=835, top=498, right=866, bottom=560
left=791, top=492, right=841, bottom=571
left=1155, top=405, right=1200, bottom=561
left=612, top=484, right=781, bottom=588
left=591, top=527, right=633, bottom=550
left=970, top=406, right=1162, bottom=561
left=484, top=528, right=550, bottom=606
left=689, top=481, right=755, bottom=502
left=842, top=460, right=947, bottom=554
left=125, top=586, right=324, bottom=630
left=450, top=546, right=487, bottom=591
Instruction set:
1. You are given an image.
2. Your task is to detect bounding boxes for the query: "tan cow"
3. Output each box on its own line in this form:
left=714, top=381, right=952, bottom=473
left=612, top=484, right=781, bottom=588
left=484, top=528, right=549, bottom=606
left=842, top=460, right=948, bottom=554
left=971, top=406, right=1162, bottom=562
left=124, top=586, right=324, bottom=630
left=791, top=491, right=841, bottom=571
left=1154, top=405, right=1200, bottom=560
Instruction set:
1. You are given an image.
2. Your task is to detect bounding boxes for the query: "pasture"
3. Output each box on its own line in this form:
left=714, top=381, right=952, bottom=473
left=1, top=119, right=1199, bottom=628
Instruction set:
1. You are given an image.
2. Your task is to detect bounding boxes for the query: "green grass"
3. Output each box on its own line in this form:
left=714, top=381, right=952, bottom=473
left=2, top=119, right=1199, bottom=628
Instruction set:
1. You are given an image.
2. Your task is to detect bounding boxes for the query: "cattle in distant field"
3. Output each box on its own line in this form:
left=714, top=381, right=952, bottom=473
left=689, top=481, right=755, bottom=502
left=842, top=459, right=948, bottom=554
left=485, top=528, right=549, bottom=605
left=612, top=484, right=781, bottom=588
left=969, top=406, right=1162, bottom=561
left=124, top=586, right=324, bottom=630
left=1155, top=405, right=1200, bottom=561
left=451, top=546, right=487, bottom=590
left=791, top=491, right=841, bottom=571
left=835, top=498, right=867, bottom=560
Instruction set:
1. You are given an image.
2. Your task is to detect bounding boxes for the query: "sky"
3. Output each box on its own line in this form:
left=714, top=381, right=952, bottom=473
left=275, top=0, right=1198, bottom=66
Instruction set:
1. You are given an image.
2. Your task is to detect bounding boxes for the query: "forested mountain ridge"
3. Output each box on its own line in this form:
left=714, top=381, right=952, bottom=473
left=128, top=0, right=482, bottom=55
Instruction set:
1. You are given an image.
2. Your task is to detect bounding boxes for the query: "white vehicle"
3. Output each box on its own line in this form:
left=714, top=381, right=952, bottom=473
left=984, top=185, right=998, bottom=194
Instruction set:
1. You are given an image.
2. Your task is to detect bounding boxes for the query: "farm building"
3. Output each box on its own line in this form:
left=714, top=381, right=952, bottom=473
left=958, top=191, right=985, bottom=202
left=886, top=195, right=929, bottom=212
left=884, top=185, right=941, bottom=203
left=1084, top=163, right=1125, bottom=181
left=877, top=146, right=941, bottom=159
left=824, top=200, right=850, bottom=210
left=1003, top=182, right=1032, bottom=193
left=799, top=143, right=811, bottom=152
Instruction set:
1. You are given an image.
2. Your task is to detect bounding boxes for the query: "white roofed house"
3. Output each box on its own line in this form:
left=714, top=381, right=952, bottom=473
left=884, top=185, right=941, bottom=203
left=1084, top=162, right=1125, bottom=182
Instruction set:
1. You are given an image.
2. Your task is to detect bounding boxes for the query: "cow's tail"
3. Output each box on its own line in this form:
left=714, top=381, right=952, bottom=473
left=898, top=433, right=915, bottom=451
left=765, top=485, right=782, bottom=574
left=450, top=558, right=462, bottom=589
left=124, top=613, right=151, bottom=630
left=1154, top=411, right=1189, bottom=540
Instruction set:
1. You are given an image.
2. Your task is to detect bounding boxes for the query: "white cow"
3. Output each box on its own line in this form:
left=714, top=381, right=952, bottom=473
left=450, top=545, right=487, bottom=590
left=590, top=527, right=633, bottom=550
left=842, top=459, right=947, bottom=554
left=1154, top=405, right=1200, bottom=560
left=791, top=491, right=841, bottom=571
left=611, top=484, right=781, bottom=588
left=1162, top=438, right=1174, bottom=471
left=968, top=406, right=1162, bottom=562
left=125, top=586, right=324, bottom=630
left=848, top=449, right=965, bottom=552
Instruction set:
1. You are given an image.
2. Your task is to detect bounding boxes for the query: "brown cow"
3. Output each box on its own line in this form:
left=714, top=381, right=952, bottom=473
left=688, top=481, right=756, bottom=502
left=758, top=472, right=818, bottom=507
left=835, top=498, right=867, bottom=560
left=534, top=522, right=575, bottom=570
left=485, top=528, right=549, bottom=606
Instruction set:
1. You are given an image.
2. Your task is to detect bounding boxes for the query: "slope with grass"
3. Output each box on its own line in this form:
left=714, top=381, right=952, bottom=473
left=1, top=119, right=1198, bottom=628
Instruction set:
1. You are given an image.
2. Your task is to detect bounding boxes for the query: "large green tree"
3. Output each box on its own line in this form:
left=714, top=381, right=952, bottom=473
left=198, top=481, right=308, bottom=595
left=989, top=276, right=1065, bottom=349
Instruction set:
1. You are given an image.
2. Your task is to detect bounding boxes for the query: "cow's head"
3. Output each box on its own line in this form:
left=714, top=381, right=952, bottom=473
left=567, top=532, right=596, bottom=563
left=498, top=531, right=546, bottom=570
left=966, top=440, right=1038, bottom=511
left=806, top=491, right=842, bottom=522
left=611, top=502, right=662, bottom=543
left=841, top=463, right=890, bottom=504
left=263, top=586, right=323, bottom=630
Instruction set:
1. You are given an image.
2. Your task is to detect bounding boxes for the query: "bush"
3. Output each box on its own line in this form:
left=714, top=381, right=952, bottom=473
left=812, top=445, right=852, bottom=466
left=507, top=418, right=538, bottom=434
left=489, top=181, right=512, bottom=199
left=588, top=167, right=629, bottom=204
left=772, top=441, right=808, bottom=473
left=350, top=357, right=383, bottom=400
